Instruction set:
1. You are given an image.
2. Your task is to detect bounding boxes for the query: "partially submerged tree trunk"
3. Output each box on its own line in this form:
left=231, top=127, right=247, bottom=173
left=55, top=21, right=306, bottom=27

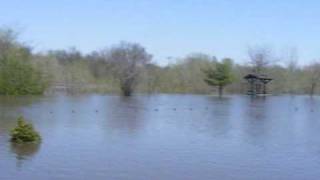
left=121, top=87, right=132, bottom=96
left=120, top=78, right=134, bottom=96
left=218, top=85, right=223, bottom=97
left=306, top=62, right=320, bottom=97
left=310, top=82, right=316, bottom=97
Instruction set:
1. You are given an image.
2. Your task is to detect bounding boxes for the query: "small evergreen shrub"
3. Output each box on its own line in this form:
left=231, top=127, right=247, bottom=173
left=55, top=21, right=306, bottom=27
left=10, top=117, right=41, bottom=144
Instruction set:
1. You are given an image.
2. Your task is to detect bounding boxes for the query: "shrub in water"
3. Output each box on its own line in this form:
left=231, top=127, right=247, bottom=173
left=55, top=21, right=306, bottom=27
left=10, top=117, right=41, bottom=144
left=0, top=28, right=48, bottom=95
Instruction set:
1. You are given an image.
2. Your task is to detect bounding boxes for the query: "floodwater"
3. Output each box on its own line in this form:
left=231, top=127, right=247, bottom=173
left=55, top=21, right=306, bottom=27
left=1, top=95, right=320, bottom=180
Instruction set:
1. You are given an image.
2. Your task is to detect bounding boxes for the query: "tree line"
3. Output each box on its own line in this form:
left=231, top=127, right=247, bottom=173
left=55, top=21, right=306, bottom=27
left=1, top=28, right=320, bottom=96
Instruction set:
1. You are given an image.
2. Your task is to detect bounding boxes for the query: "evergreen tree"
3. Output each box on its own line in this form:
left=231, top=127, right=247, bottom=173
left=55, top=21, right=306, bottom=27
left=203, top=58, right=234, bottom=97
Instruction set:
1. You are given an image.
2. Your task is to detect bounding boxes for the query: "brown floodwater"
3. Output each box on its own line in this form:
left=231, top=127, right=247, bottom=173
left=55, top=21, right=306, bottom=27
left=1, top=94, right=320, bottom=180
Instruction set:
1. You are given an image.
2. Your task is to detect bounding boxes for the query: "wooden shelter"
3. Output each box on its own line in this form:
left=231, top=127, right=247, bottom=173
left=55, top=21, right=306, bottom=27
left=244, top=74, right=272, bottom=95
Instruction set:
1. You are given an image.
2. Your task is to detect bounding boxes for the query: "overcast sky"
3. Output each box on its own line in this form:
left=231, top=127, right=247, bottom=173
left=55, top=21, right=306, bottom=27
left=1, top=0, right=319, bottom=65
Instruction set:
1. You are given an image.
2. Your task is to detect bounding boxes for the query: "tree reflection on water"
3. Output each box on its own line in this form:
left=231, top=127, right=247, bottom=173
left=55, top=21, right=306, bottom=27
left=10, top=142, right=41, bottom=168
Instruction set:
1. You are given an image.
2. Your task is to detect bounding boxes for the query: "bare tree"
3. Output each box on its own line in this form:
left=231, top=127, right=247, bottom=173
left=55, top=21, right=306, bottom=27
left=283, top=47, right=299, bottom=94
left=48, top=47, right=83, bottom=65
left=248, top=46, right=273, bottom=74
left=107, top=42, right=152, bottom=96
